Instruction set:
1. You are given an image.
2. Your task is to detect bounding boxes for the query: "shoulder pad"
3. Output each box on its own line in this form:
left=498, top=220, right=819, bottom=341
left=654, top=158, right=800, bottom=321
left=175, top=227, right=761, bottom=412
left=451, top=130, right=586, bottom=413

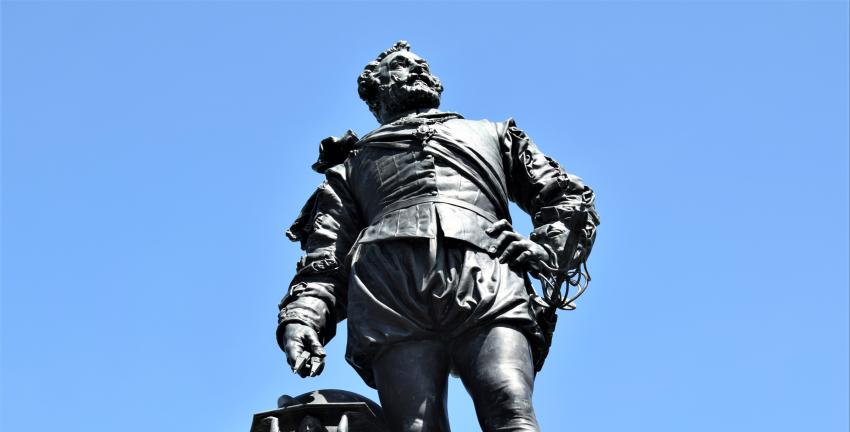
left=312, top=130, right=358, bottom=173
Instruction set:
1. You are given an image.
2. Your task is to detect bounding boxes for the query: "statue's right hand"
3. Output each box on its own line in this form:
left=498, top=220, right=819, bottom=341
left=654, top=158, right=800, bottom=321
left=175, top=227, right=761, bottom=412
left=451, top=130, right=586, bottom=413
left=283, top=323, right=326, bottom=378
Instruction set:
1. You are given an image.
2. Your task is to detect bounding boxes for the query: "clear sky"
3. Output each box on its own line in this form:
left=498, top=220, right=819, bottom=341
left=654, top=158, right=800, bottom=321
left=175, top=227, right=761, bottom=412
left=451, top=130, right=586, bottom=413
left=2, top=1, right=848, bottom=431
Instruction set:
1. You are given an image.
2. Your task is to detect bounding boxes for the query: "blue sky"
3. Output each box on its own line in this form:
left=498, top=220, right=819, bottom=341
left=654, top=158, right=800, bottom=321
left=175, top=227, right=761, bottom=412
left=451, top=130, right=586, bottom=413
left=2, top=1, right=848, bottom=431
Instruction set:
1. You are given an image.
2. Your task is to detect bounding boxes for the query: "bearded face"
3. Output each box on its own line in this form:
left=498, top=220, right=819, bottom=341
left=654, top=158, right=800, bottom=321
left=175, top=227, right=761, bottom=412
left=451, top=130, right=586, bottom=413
left=377, top=51, right=442, bottom=119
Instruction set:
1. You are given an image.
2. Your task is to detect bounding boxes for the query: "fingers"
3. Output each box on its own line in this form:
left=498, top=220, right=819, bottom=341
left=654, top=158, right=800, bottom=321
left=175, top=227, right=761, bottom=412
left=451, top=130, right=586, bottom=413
left=294, top=355, right=325, bottom=378
left=486, top=219, right=520, bottom=255
left=309, top=356, right=325, bottom=377
left=293, top=351, right=311, bottom=377
left=294, top=354, right=326, bottom=378
left=284, top=339, right=303, bottom=369
left=284, top=324, right=326, bottom=378
left=500, top=239, right=530, bottom=263
left=487, top=222, right=537, bottom=266
left=283, top=324, right=308, bottom=368
left=302, top=330, right=326, bottom=377
left=514, top=250, right=535, bottom=265
left=486, top=221, right=548, bottom=269
left=501, top=241, right=545, bottom=267
left=304, top=331, right=327, bottom=358
left=491, top=230, right=522, bottom=254
left=485, top=219, right=513, bottom=235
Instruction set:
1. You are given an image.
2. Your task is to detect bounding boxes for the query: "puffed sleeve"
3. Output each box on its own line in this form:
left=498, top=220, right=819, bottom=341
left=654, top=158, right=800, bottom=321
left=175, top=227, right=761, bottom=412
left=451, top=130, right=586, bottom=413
left=276, top=164, right=364, bottom=348
left=500, top=119, right=599, bottom=276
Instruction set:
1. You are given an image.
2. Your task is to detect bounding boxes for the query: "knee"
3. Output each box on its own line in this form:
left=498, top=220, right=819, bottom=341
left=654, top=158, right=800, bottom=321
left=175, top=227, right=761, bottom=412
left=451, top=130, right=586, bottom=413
left=479, top=397, right=539, bottom=432
left=474, top=381, right=539, bottom=432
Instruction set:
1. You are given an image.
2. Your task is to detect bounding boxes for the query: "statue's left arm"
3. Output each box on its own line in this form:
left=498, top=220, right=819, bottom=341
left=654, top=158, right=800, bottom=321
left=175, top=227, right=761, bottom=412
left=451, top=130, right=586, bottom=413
left=498, top=119, right=600, bottom=276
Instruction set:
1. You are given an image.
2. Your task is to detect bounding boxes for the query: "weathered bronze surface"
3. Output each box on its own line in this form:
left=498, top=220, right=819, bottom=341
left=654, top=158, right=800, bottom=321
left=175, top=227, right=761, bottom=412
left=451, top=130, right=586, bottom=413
left=276, top=41, right=599, bottom=432
left=250, top=389, right=387, bottom=432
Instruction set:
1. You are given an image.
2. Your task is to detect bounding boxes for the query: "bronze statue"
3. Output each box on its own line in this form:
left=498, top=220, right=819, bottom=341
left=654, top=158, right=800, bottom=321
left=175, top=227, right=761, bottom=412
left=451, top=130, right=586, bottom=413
left=277, top=41, right=599, bottom=432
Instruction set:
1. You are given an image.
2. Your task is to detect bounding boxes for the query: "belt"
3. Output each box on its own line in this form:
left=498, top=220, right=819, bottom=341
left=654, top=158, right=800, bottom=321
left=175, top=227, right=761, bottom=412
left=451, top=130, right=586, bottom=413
left=370, top=196, right=501, bottom=225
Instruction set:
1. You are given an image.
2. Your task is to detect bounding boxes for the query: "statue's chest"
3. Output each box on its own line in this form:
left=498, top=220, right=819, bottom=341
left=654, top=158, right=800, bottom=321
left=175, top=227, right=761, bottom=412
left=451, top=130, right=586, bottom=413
left=349, top=120, right=503, bottom=191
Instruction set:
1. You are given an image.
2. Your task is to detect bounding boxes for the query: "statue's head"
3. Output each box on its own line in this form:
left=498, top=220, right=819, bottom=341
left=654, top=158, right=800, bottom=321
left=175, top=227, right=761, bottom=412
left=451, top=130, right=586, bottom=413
left=358, top=41, right=444, bottom=124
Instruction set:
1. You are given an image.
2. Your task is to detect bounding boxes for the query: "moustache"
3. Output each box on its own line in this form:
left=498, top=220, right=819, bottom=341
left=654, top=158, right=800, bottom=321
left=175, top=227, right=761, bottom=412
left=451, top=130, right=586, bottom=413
left=393, top=74, right=437, bottom=89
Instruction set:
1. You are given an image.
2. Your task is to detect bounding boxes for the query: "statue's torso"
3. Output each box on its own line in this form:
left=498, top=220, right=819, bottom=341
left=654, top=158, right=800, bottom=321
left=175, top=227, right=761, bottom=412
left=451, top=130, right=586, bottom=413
left=347, top=117, right=509, bottom=250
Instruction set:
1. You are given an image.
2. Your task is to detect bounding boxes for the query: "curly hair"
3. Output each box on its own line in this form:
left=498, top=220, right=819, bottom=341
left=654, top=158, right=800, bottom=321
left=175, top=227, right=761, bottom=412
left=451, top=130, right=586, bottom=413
left=357, top=41, right=442, bottom=116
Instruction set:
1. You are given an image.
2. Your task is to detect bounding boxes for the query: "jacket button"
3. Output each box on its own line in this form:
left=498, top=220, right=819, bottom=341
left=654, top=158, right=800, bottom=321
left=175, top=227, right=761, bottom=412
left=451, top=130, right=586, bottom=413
left=488, top=246, right=498, bottom=254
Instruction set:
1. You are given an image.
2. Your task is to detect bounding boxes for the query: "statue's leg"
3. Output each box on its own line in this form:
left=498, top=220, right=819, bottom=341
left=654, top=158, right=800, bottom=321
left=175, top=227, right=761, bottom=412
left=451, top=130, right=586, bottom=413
left=372, top=339, right=451, bottom=432
left=452, top=325, right=541, bottom=432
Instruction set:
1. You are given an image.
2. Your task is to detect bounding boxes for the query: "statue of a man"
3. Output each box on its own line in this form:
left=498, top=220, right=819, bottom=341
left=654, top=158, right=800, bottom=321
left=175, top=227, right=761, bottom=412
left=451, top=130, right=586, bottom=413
left=277, top=41, right=599, bottom=432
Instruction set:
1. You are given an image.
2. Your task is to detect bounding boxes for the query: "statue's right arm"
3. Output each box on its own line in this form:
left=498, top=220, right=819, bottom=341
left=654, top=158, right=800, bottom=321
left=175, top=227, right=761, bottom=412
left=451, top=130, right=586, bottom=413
left=277, top=164, right=363, bottom=376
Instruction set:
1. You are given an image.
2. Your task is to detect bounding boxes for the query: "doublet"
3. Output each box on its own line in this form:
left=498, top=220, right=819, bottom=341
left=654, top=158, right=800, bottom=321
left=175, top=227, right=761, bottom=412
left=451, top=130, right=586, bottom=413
left=351, top=115, right=511, bottom=249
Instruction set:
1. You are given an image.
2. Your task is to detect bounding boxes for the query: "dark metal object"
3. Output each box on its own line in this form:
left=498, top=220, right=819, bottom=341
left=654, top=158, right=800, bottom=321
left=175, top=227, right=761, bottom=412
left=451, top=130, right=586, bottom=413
left=531, top=210, right=593, bottom=311
left=250, top=390, right=387, bottom=432
left=274, top=41, right=600, bottom=432
left=312, top=131, right=358, bottom=174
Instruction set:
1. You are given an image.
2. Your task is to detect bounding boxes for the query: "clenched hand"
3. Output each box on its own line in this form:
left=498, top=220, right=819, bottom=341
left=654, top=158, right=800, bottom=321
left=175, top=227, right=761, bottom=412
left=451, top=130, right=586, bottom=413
left=486, top=219, right=551, bottom=271
left=283, top=323, right=326, bottom=377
